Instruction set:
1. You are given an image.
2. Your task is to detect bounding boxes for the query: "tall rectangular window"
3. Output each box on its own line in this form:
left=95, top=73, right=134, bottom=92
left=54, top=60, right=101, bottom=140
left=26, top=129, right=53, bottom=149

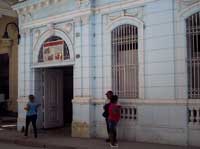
left=186, top=12, right=200, bottom=99
left=111, top=24, right=138, bottom=99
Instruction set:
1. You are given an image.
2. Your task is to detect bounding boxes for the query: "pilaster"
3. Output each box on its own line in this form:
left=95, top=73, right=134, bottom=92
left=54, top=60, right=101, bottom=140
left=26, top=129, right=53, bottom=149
left=72, top=14, right=95, bottom=138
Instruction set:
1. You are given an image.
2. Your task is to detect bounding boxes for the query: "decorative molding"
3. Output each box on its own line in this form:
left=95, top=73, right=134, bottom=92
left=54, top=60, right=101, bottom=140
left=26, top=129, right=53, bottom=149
left=106, top=7, right=144, bottom=25
left=13, top=0, right=64, bottom=15
left=47, top=23, right=55, bottom=36
left=32, top=60, right=75, bottom=68
left=32, top=28, right=75, bottom=67
left=177, top=0, right=200, bottom=12
left=81, top=15, right=90, bottom=25
left=126, top=7, right=144, bottom=19
left=64, top=23, right=73, bottom=33
left=74, top=17, right=81, bottom=25
left=180, top=0, right=199, bottom=6
left=71, top=98, right=200, bottom=105
left=13, top=0, right=156, bottom=29
left=75, top=0, right=92, bottom=8
left=22, top=8, right=92, bottom=29
left=107, top=12, right=121, bottom=23
left=75, top=0, right=81, bottom=8
left=20, top=13, right=33, bottom=24
left=33, top=29, right=41, bottom=46
left=97, top=0, right=156, bottom=14
left=34, top=29, right=41, bottom=39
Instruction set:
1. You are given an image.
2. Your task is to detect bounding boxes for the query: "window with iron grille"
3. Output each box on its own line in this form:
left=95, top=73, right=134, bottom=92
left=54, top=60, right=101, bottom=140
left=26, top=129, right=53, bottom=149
left=111, top=24, right=138, bottom=99
left=186, top=12, right=200, bottom=99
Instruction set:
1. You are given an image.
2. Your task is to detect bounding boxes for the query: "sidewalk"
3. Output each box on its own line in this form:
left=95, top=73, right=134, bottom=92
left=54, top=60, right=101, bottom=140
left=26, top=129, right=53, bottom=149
left=0, top=129, right=199, bottom=149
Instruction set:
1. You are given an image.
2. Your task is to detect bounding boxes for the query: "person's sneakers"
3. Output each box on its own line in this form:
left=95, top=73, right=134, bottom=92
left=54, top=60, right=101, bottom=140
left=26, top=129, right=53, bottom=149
left=114, top=143, right=118, bottom=147
left=106, top=138, right=110, bottom=142
left=110, top=143, right=118, bottom=147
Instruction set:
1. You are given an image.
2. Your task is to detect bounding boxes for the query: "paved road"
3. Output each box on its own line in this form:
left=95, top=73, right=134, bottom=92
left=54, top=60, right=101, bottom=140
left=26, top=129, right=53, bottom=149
left=0, top=142, right=43, bottom=149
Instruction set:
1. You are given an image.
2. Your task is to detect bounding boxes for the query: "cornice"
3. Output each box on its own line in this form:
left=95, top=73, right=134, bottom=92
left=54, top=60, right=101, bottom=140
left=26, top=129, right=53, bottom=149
left=14, top=0, right=156, bottom=15
left=12, top=0, right=63, bottom=15
left=13, top=0, right=92, bottom=15
left=16, top=0, right=157, bottom=29
left=21, top=8, right=93, bottom=29
left=96, top=0, right=157, bottom=14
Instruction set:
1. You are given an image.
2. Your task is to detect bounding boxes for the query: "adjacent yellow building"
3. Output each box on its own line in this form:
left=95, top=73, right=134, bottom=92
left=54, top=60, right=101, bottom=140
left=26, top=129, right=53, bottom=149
left=0, top=4, right=18, bottom=113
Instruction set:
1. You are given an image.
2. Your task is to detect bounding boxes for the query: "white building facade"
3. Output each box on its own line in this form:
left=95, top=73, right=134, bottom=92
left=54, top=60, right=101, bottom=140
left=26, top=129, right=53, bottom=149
left=13, top=0, right=200, bottom=147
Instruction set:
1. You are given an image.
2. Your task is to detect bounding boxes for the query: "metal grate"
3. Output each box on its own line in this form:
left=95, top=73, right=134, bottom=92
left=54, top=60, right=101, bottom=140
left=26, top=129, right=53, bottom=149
left=120, top=106, right=137, bottom=120
left=111, top=24, right=138, bottom=99
left=186, top=12, right=200, bottom=99
left=188, top=106, right=200, bottom=124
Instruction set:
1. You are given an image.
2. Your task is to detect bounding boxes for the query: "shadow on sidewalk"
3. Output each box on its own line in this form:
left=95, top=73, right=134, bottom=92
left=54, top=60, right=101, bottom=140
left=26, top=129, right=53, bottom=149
left=0, top=128, right=199, bottom=149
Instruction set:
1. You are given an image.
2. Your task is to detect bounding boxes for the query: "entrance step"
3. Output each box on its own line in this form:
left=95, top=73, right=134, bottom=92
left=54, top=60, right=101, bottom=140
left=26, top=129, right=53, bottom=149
left=0, top=116, right=17, bottom=130
left=1, top=117, right=17, bottom=123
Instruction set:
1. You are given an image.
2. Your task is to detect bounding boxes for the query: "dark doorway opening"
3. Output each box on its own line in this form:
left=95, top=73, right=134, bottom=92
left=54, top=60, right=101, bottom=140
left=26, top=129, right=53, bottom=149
left=0, top=54, right=9, bottom=115
left=63, top=66, right=73, bottom=126
left=0, top=54, right=9, bottom=100
left=0, top=54, right=16, bottom=130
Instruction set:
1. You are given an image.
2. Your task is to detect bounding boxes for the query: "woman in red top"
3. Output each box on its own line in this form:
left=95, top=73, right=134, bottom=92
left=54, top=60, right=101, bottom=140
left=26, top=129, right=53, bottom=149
left=108, top=95, right=121, bottom=147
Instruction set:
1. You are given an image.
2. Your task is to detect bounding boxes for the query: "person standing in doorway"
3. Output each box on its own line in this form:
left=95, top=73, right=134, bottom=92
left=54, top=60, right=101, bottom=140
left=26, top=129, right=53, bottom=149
left=24, top=95, right=41, bottom=138
left=108, top=95, right=121, bottom=147
left=103, top=90, right=113, bottom=142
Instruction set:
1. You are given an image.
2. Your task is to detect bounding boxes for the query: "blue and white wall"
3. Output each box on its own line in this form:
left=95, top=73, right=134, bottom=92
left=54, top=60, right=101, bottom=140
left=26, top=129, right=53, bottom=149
left=13, top=0, right=200, bottom=146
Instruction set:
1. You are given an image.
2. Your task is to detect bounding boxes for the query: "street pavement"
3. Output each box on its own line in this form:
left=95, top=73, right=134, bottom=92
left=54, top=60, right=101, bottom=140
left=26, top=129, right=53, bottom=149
left=0, top=142, right=42, bottom=149
left=0, top=128, right=199, bottom=149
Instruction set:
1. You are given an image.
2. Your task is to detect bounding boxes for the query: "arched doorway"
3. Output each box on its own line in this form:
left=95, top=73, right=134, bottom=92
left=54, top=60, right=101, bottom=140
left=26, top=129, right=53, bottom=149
left=35, top=36, right=73, bottom=134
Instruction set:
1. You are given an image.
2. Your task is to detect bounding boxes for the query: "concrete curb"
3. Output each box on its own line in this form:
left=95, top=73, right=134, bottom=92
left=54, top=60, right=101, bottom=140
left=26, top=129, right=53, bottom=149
left=0, top=136, right=79, bottom=149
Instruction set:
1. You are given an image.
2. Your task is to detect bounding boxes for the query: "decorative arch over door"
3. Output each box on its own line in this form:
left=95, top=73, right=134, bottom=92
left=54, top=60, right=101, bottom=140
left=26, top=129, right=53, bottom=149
left=33, top=28, right=74, bottom=67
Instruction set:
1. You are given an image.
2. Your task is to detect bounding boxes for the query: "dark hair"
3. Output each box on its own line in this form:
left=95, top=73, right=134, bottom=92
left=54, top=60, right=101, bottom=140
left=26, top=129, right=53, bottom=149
left=29, top=95, right=34, bottom=99
left=111, top=95, right=118, bottom=103
left=105, top=90, right=113, bottom=95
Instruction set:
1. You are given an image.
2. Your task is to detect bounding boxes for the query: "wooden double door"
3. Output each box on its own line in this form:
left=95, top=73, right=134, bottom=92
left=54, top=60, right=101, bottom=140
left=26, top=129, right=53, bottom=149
left=43, top=69, right=63, bottom=128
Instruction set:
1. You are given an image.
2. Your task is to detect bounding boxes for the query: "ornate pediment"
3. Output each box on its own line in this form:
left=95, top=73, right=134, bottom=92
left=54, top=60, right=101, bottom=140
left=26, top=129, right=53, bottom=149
left=177, top=0, right=200, bottom=11
left=105, top=7, right=143, bottom=25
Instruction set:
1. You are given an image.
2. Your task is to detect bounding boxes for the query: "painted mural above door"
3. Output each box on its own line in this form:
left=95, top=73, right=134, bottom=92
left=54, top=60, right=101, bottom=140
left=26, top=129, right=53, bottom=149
left=43, top=40, right=64, bottom=62
left=38, top=36, right=70, bottom=64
